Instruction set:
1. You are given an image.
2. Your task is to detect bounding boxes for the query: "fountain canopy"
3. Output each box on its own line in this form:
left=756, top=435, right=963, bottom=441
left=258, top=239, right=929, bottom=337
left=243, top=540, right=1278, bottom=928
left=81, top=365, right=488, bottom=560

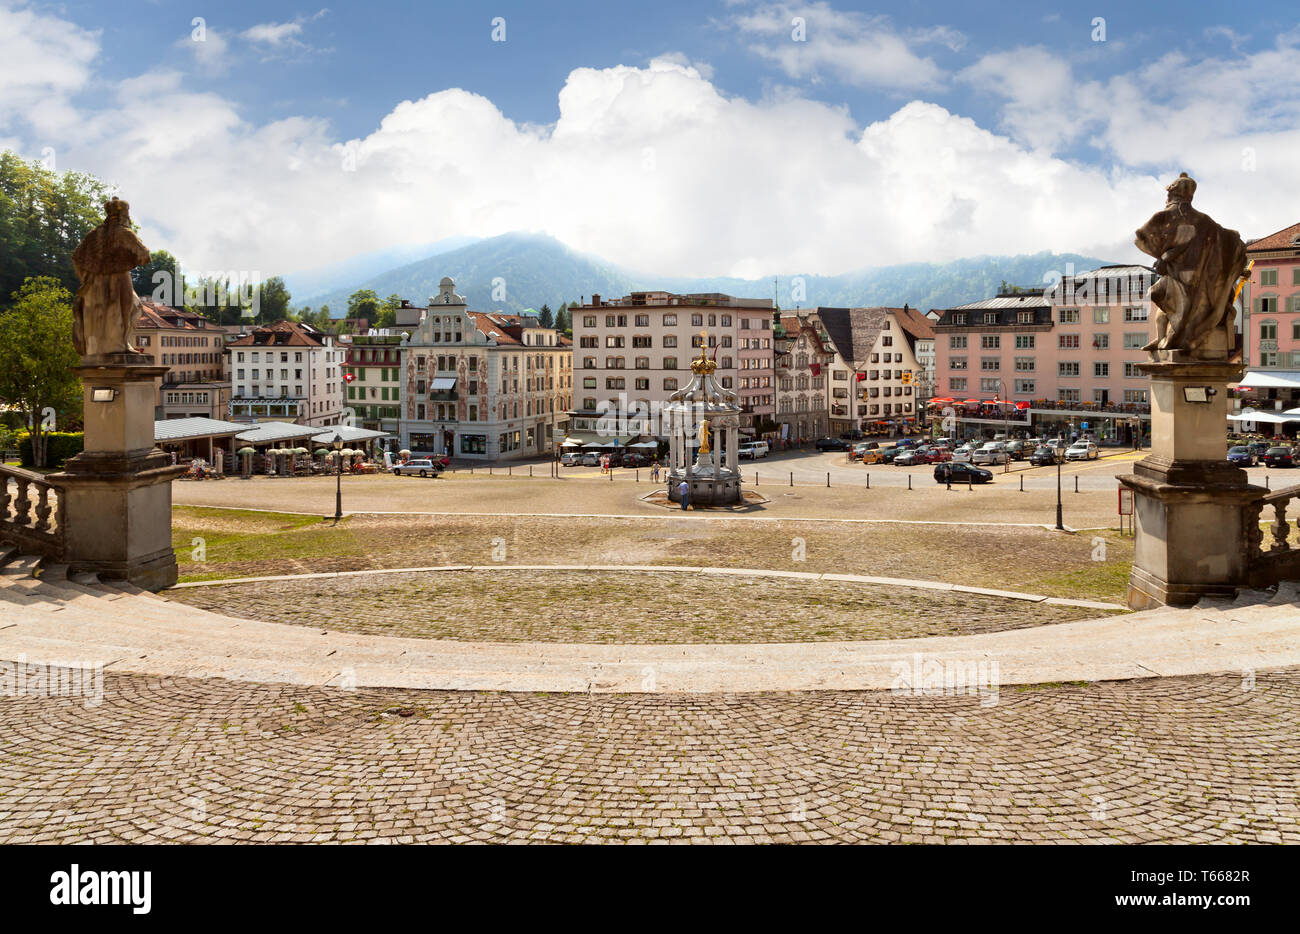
left=662, top=338, right=744, bottom=505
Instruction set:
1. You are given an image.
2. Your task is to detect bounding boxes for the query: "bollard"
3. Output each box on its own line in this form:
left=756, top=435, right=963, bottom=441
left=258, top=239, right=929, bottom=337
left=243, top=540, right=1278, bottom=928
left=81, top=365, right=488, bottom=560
left=754, top=471, right=758, bottom=485
left=610, top=468, right=614, bottom=482
left=1266, top=475, right=1270, bottom=490
left=866, top=473, right=870, bottom=490
left=790, top=471, right=793, bottom=486
left=489, top=466, right=493, bottom=476
left=1074, top=475, right=1078, bottom=494
left=636, top=469, right=640, bottom=482
left=907, top=474, right=911, bottom=491
left=529, top=465, right=533, bottom=477
left=827, top=472, right=830, bottom=488
left=968, top=471, right=972, bottom=491
left=508, top=465, right=512, bottom=476
left=1019, top=475, right=1023, bottom=492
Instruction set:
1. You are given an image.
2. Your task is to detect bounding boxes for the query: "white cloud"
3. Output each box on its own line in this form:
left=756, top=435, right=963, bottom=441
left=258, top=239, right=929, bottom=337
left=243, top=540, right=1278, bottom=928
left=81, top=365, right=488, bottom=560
left=5, top=0, right=1300, bottom=288
left=240, top=9, right=331, bottom=60
left=0, top=1, right=99, bottom=137
left=729, top=2, right=958, bottom=91
left=176, top=26, right=231, bottom=76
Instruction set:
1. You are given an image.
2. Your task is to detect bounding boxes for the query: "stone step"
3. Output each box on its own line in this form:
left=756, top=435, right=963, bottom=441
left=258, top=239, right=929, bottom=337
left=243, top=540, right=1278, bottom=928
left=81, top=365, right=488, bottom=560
left=0, top=554, right=41, bottom=578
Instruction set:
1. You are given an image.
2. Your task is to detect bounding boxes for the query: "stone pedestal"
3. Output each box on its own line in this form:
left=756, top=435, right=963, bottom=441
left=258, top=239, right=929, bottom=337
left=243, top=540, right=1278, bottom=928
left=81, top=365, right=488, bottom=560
left=49, top=356, right=186, bottom=590
left=1118, top=360, right=1262, bottom=609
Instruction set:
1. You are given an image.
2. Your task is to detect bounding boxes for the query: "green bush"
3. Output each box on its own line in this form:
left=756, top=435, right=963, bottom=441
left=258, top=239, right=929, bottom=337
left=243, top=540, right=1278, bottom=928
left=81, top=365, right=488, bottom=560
left=17, top=431, right=84, bottom=468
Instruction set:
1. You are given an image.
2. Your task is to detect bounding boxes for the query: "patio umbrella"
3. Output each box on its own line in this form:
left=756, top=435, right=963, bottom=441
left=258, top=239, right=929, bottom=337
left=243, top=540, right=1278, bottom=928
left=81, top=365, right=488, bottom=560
left=314, top=448, right=329, bottom=456
left=1015, top=402, right=1031, bottom=410
left=237, top=447, right=255, bottom=455
left=399, top=449, right=411, bottom=456
left=293, top=447, right=308, bottom=455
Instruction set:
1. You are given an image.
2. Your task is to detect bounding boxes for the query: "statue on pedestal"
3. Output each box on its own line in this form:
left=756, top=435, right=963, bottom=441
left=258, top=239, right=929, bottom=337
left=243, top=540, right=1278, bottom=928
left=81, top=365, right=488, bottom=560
left=71, top=197, right=151, bottom=360
left=1135, top=173, right=1249, bottom=361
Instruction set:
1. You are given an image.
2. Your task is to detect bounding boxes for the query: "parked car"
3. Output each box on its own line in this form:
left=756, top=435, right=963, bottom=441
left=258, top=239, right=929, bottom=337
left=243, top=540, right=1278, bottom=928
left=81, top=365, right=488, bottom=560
left=1028, top=445, right=1062, bottom=467
left=738, top=441, right=771, bottom=460
left=861, top=447, right=889, bottom=465
left=816, top=437, right=850, bottom=451
left=392, top=458, right=441, bottom=478
left=1005, top=440, right=1032, bottom=461
left=847, top=441, right=879, bottom=461
left=971, top=442, right=1010, bottom=466
left=839, top=430, right=865, bottom=441
left=1065, top=441, right=1100, bottom=461
left=1262, top=446, right=1295, bottom=468
left=1227, top=445, right=1256, bottom=467
left=934, top=462, right=994, bottom=484
left=951, top=443, right=976, bottom=463
left=621, top=452, right=650, bottom=468
left=560, top=451, right=584, bottom=466
left=579, top=452, right=600, bottom=466
left=1248, top=441, right=1272, bottom=458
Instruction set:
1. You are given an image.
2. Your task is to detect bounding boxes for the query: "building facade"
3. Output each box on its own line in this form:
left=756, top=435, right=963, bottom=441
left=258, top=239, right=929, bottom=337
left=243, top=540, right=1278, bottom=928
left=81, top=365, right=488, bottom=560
left=569, top=291, right=776, bottom=439
left=135, top=300, right=231, bottom=420
left=224, top=320, right=345, bottom=427
left=1236, top=222, right=1300, bottom=418
left=396, top=277, right=571, bottom=460
left=814, top=307, right=926, bottom=436
left=344, top=335, right=404, bottom=432
left=932, top=265, right=1155, bottom=442
left=773, top=313, right=833, bottom=441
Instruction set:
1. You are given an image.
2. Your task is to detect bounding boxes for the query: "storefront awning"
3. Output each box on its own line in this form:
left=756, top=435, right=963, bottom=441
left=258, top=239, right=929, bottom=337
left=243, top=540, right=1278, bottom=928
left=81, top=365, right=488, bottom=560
left=1235, top=370, right=1300, bottom=390
left=430, top=377, right=457, bottom=390
left=1228, top=409, right=1300, bottom=424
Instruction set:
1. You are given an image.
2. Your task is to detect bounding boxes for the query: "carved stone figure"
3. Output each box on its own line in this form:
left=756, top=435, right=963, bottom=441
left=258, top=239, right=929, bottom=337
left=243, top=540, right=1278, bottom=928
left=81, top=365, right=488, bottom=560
left=1134, top=173, right=1249, bottom=361
left=71, top=197, right=151, bottom=359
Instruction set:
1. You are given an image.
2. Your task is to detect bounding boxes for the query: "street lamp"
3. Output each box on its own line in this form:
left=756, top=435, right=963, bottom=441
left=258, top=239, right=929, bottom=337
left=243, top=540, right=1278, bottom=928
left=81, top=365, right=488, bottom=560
left=1055, top=451, right=1064, bottom=531
left=331, top=432, right=344, bottom=522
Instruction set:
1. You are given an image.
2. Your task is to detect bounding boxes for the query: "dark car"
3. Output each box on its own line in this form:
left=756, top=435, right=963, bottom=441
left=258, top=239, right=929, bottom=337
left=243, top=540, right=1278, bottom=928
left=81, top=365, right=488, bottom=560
left=620, top=452, right=650, bottom=468
left=1227, top=445, right=1256, bottom=467
left=816, top=437, right=850, bottom=451
left=1005, top=440, right=1032, bottom=461
left=839, top=430, right=865, bottom=441
left=1028, top=445, right=1061, bottom=467
left=1262, top=446, right=1295, bottom=468
left=934, top=462, right=994, bottom=484
left=1248, top=442, right=1272, bottom=458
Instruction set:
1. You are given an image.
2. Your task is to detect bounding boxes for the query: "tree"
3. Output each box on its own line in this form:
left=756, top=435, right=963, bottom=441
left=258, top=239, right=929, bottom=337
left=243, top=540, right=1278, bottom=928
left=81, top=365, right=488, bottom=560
left=0, top=277, right=81, bottom=467
left=372, top=293, right=404, bottom=330
left=0, top=151, right=114, bottom=307
left=538, top=303, right=554, bottom=328
left=131, top=249, right=180, bottom=300
left=346, top=288, right=382, bottom=326
left=256, top=276, right=293, bottom=323
left=553, top=303, right=569, bottom=335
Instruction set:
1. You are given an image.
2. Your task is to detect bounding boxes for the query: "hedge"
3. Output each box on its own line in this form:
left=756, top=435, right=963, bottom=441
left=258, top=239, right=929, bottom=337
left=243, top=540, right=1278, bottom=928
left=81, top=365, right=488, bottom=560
left=18, top=431, right=84, bottom=469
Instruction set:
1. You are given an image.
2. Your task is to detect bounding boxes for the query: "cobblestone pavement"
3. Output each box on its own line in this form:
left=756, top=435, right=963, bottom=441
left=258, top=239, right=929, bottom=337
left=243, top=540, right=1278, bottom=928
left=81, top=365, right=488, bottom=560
left=168, top=570, right=1108, bottom=643
left=3, top=666, right=1297, bottom=843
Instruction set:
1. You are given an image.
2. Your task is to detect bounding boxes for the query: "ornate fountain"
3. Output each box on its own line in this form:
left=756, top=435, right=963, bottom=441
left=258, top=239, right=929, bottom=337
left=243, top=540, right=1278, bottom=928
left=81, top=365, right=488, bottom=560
left=664, top=336, right=744, bottom=506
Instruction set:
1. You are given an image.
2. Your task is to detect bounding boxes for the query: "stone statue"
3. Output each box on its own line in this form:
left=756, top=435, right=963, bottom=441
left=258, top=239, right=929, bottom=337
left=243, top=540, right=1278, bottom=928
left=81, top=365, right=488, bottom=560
left=71, top=197, right=150, bottom=359
left=1134, top=173, right=1248, bottom=361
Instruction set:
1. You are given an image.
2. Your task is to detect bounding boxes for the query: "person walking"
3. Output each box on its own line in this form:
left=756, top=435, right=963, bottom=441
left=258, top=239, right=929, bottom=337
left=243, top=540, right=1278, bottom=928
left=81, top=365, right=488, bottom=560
left=678, top=479, right=690, bottom=510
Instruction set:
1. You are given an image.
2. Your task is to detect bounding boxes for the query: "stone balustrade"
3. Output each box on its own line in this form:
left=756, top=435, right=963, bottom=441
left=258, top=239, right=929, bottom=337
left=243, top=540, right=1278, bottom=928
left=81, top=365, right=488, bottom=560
left=1244, top=482, right=1300, bottom=588
left=0, top=465, right=66, bottom=560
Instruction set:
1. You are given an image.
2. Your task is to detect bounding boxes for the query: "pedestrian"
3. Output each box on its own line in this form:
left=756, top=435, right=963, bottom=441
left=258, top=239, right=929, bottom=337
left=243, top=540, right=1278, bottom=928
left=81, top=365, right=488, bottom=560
left=678, top=479, right=690, bottom=510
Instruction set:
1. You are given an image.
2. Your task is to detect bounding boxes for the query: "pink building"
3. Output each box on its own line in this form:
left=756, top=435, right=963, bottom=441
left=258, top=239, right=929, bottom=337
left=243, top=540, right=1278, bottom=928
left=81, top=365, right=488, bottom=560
left=1234, top=221, right=1300, bottom=421
left=932, top=265, right=1155, bottom=443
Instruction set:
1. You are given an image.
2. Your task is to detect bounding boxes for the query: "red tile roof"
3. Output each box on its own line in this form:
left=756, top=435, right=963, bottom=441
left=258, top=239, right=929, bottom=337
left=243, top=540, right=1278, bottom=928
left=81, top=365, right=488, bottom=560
left=1247, top=221, right=1300, bottom=252
left=226, top=319, right=327, bottom=348
left=894, top=305, right=936, bottom=340
left=136, top=300, right=215, bottom=330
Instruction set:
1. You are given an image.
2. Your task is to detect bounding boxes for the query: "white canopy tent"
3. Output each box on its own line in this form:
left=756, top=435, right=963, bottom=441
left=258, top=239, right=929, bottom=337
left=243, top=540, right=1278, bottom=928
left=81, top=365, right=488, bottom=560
left=1228, top=409, right=1300, bottom=424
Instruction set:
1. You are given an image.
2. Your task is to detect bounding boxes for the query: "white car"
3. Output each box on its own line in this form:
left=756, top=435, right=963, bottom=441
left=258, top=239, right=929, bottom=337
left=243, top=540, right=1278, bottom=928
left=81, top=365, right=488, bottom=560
left=738, top=441, right=770, bottom=459
left=1065, top=441, right=1099, bottom=461
left=971, top=442, right=1010, bottom=466
left=392, top=458, right=440, bottom=477
left=951, top=444, right=976, bottom=463
left=560, top=451, right=583, bottom=466
left=579, top=452, right=600, bottom=466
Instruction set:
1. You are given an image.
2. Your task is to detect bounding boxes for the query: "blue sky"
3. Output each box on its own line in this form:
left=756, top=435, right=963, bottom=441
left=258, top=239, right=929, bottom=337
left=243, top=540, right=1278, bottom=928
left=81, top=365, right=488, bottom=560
left=3, top=0, right=1298, bottom=277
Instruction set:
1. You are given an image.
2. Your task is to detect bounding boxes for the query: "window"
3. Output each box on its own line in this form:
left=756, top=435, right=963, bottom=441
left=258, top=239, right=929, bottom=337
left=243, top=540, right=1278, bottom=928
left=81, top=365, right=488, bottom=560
left=1093, top=333, right=1110, bottom=350
left=691, top=314, right=703, bottom=326
left=634, top=314, right=649, bottom=327
left=632, top=335, right=652, bottom=348
left=1123, top=332, right=1148, bottom=349
left=635, top=378, right=649, bottom=391
left=1259, top=296, right=1278, bottom=314
left=1058, top=334, right=1080, bottom=349
left=980, top=357, right=1000, bottom=371
left=1261, top=269, right=1278, bottom=287
left=1015, top=335, right=1035, bottom=349
left=663, top=314, right=677, bottom=326
left=1294, top=268, right=1300, bottom=286
left=663, top=356, right=677, bottom=370
left=1014, top=379, right=1035, bottom=393
left=663, top=378, right=678, bottom=391
left=1093, top=307, right=1110, bottom=324
left=981, top=335, right=1000, bottom=349
left=979, top=378, right=1000, bottom=392
left=1094, top=362, right=1109, bottom=377
left=953, top=313, right=967, bottom=325
left=983, top=312, right=998, bottom=325
left=949, top=335, right=967, bottom=349
left=635, top=356, right=650, bottom=369
left=948, top=377, right=967, bottom=391
left=460, top=435, right=486, bottom=455
left=1058, top=388, right=1080, bottom=403
left=949, top=356, right=968, bottom=370
left=583, top=316, right=596, bottom=328
left=1260, top=321, right=1278, bottom=341
left=583, top=377, right=596, bottom=389
left=1017, top=311, right=1033, bottom=324
left=1014, top=356, right=1035, bottom=371
left=663, top=335, right=677, bottom=348
left=1123, top=306, right=1149, bottom=322
left=1124, top=389, right=1148, bottom=404
left=1059, top=361, right=1080, bottom=377
left=1058, top=308, right=1080, bottom=324
left=1124, top=362, right=1143, bottom=378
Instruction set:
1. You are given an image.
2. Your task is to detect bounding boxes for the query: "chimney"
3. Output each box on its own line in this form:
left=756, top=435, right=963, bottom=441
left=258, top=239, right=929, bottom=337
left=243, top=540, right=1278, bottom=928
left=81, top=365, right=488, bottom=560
left=591, top=294, right=600, bottom=306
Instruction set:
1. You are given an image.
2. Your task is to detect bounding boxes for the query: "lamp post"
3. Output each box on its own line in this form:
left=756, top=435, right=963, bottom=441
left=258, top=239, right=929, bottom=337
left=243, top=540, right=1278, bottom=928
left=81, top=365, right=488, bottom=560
left=331, top=432, right=344, bottom=522
left=1055, top=452, right=1064, bottom=531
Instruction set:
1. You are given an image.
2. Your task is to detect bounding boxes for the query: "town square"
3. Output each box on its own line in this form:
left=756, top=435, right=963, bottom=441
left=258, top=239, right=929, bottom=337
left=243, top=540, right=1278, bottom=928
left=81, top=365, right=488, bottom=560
left=0, top=0, right=1296, bottom=904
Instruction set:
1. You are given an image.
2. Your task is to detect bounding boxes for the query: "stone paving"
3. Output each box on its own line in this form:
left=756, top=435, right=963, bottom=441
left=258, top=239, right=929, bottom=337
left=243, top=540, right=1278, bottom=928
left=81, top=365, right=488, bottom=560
left=2, top=665, right=1297, bottom=843
left=168, top=569, right=1108, bottom=643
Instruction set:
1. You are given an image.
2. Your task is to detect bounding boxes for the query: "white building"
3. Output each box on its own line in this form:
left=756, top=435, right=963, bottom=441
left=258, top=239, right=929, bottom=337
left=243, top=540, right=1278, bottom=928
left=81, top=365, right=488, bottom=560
left=225, top=320, right=345, bottom=427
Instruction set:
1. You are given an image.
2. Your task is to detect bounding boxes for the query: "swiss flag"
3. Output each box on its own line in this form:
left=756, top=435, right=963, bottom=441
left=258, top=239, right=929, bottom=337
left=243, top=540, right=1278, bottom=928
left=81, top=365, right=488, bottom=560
left=810, top=363, right=821, bottom=376
left=344, top=371, right=355, bottom=383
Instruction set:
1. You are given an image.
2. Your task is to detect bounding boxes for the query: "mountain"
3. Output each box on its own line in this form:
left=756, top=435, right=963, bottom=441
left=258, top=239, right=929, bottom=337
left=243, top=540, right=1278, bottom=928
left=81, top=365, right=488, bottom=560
left=283, top=235, right=482, bottom=306
left=306, top=231, right=1120, bottom=317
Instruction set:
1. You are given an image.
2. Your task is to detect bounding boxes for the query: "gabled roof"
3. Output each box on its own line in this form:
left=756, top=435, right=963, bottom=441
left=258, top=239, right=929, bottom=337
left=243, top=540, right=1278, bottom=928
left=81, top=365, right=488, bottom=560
left=227, top=320, right=327, bottom=348
left=136, top=300, right=217, bottom=331
left=817, top=307, right=920, bottom=365
left=894, top=306, right=936, bottom=341
left=1247, top=221, right=1300, bottom=252
left=154, top=417, right=247, bottom=442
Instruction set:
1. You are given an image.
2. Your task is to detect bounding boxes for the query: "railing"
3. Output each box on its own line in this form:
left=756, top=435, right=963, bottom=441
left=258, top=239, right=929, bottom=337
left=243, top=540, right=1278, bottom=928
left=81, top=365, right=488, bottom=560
left=0, top=465, right=66, bottom=560
left=1244, top=483, right=1300, bottom=588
